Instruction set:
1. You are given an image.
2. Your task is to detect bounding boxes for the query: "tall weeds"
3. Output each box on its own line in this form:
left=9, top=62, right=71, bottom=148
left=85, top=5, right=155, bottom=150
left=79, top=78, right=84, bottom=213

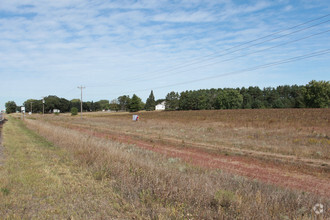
left=25, top=119, right=328, bottom=219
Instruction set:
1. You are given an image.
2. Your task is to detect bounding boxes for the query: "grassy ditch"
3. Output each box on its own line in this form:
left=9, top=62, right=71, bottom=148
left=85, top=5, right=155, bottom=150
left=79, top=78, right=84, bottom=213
left=24, top=118, right=329, bottom=219
left=0, top=117, right=139, bottom=219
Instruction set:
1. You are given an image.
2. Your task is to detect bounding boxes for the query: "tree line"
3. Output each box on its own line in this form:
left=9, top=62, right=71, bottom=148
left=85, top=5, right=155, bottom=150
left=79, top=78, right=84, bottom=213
left=4, top=94, right=155, bottom=114
left=5, top=80, right=329, bottom=114
left=165, top=80, right=329, bottom=110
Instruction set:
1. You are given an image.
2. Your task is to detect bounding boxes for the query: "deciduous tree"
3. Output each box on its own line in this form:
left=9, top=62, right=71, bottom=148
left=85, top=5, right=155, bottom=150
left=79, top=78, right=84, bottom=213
left=5, top=101, right=17, bottom=114
left=118, top=95, right=131, bottom=111
left=304, top=80, right=329, bottom=108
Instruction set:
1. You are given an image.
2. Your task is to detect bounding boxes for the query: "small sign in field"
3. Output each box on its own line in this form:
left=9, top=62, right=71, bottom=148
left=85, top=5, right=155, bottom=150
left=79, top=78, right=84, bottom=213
left=132, top=115, right=139, bottom=121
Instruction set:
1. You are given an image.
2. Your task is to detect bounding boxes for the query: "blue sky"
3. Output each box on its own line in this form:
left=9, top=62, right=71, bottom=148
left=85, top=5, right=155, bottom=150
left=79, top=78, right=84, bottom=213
left=0, top=0, right=329, bottom=110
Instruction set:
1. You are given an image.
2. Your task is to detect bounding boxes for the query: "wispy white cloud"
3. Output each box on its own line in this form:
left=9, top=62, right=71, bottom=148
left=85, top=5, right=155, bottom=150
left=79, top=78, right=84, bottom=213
left=0, top=0, right=329, bottom=109
left=153, top=11, right=216, bottom=23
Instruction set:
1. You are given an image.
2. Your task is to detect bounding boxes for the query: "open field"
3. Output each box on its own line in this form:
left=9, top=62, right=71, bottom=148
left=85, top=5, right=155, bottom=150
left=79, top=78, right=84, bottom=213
left=3, top=109, right=329, bottom=219
left=50, top=109, right=330, bottom=160
left=38, top=109, right=330, bottom=168
left=27, top=109, right=330, bottom=195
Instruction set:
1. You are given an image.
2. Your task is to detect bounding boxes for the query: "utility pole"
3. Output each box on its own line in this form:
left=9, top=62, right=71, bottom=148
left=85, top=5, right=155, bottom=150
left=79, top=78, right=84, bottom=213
left=42, top=98, right=45, bottom=115
left=21, top=106, right=25, bottom=120
left=30, top=102, right=33, bottom=114
left=77, top=86, right=85, bottom=119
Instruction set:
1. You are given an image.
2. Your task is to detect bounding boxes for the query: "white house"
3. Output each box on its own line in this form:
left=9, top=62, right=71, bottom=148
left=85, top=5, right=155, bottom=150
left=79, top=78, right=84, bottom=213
left=155, top=101, right=166, bottom=111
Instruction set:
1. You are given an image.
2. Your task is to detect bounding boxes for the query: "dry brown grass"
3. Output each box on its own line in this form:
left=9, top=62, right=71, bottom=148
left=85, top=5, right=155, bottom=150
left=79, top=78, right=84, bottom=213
left=37, top=109, right=330, bottom=162
left=24, top=116, right=329, bottom=219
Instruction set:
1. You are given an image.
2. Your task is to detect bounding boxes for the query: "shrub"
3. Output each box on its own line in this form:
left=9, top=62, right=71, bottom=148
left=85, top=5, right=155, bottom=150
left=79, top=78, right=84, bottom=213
left=71, top=107, right=78, bottom=116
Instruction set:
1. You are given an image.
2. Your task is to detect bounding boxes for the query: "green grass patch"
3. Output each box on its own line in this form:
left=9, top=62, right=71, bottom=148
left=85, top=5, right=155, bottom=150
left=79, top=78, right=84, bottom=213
left=0, top=117, right=138, bottom=219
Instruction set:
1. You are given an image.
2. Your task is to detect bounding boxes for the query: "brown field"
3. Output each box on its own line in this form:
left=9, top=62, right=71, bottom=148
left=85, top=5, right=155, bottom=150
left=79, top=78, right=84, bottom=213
left=13, top=109, right=330, bottom=218
left=43, top=109, right=330, bottom=163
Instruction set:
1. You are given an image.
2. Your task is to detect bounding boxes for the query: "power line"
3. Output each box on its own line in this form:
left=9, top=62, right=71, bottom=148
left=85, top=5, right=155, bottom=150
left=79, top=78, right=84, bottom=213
left=134, top=19, right=330, bottom=82
left=122, top=14, right=330, bottom=81
left=50, top=14, right=330, bottom=99
left=114, top=49, right=330, bottom=95
left=92, top=26, right=330, bottom=87
left=89, top=13, right=330, bottom=88
left=141, top=29, right=330, bottom=82
left=49, top=25, right=330, bottom=100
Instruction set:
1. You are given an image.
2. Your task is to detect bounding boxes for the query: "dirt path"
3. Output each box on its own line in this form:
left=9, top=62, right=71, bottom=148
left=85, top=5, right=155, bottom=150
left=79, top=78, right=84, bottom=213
left=54, top=123, right=330, bottom=197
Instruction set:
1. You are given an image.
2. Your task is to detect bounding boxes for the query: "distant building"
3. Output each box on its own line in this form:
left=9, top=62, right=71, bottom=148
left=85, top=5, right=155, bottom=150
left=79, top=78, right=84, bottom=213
left=53, top=109, right=60, bottom=113
left=155, top=101, right=166, bottom=111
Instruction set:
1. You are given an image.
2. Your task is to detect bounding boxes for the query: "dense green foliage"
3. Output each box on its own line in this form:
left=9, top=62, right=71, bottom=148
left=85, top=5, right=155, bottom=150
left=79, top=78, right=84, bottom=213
left=15, top=80, right=329, bottom=114
left=145, top=90, right=156, bottom=111
left=216, top=89, right=243, bottom=109
left=129, top=94, right=144, bottom=112
left=23, top=99, right=42, bottom=113
left=71, top=107, right=78, bottom=116
left=19, top=96, right=113, bottom=113
left=165, top=91, right=179, bottom=110
left=97, top=100, right=110, bottom=110
left=118, top=95, right=131, bottom=111
left=5, top=101, right=17, bottom=114
left=166, top=80, right=329, bottom=110
left=304, top=80, right=330, bottom=108
left=109, top=99, right=120, bottom=111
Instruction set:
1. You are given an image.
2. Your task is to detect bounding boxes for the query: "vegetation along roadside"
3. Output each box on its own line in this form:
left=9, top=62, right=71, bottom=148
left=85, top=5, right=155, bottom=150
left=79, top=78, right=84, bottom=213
left=22, top=115, right=330, bottom=219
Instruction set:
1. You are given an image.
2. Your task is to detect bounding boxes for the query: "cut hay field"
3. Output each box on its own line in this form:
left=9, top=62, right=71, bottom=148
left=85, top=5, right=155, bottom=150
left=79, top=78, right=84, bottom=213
left=3, top=109, right=329, bottom=219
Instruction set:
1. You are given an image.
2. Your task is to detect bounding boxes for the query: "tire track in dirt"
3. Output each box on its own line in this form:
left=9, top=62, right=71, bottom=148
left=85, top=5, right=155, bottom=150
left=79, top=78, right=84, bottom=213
left=55, top=121, right=330, bottom=171
left=54, top=123, right=330, bottom=197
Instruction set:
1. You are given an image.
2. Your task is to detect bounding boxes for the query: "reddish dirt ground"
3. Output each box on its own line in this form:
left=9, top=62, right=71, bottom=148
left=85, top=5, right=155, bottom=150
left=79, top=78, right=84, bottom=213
left=64, top=124, right=330, bottom=197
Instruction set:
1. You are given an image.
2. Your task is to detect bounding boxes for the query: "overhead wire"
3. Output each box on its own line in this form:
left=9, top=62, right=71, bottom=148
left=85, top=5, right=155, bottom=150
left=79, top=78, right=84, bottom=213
left=121, top=14, right=330, bottom=81
left=89, top=14, right=330, bottom=88
left=111, top=49, right=330, bottom=95
left=80, top=14, right=330, bottom=98
left=133, top=19, right=330, bottom=82
left=141, top=28, right=330, bottom=82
